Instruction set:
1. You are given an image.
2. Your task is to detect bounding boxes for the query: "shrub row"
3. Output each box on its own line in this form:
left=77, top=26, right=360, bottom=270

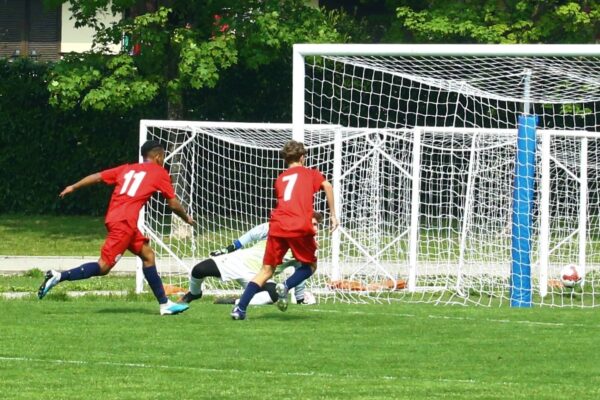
left=0, top=59, right=164, bottom=215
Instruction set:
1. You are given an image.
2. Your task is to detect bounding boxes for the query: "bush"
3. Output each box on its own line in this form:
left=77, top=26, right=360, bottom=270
left=0, top=58, right=165, bottom=215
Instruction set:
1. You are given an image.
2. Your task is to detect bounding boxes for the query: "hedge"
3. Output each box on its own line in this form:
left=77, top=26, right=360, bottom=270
left=0, top=59, right=165, bottom=215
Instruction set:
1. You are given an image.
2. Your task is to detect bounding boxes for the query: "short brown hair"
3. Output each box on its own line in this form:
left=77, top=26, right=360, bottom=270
left=281, top=140, right=306, bottom=164
left=312, top=211, right=324, bottom=224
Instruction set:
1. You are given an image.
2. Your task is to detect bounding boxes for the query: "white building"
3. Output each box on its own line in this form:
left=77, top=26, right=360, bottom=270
left=0, top=0, right=121, bottom=61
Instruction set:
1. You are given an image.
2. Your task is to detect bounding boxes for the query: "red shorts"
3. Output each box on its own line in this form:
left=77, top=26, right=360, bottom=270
left=263, top=235, right=317, bottom=266
left=101, top=221, right=149, bottom=267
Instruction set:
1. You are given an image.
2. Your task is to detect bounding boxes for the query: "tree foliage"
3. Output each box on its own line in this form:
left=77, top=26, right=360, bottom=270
left=320, top=1, right=599, bottom=43
left=396, top=0, right=600, bottom=43
left=45, top=0, right=350, bottom=117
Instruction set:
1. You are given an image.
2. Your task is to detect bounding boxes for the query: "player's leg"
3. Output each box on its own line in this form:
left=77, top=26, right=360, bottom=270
left=247, top=282, right=278, bottom=305
left=231, top=264, right=276, bottom=319
left=234, top=279, right=277, bottom=305
left=293, top=279, right=307, bottom=304
left=37, top=224, right=123, bottom=299
left=131, top=232, right=188, bottom=315
left=232, top=235, right=288, bottom=319
left=179, top=258, right=221, bottom=304
left=276, top=236, right=318, bottom=310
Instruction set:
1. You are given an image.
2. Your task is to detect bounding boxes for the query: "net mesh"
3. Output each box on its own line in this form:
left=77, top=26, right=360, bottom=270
left=139, top=50, right=600, bottom=307
left=300, top=52, right=600, bottom=306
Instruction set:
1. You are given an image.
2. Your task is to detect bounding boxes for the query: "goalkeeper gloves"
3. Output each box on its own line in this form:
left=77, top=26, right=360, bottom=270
left=210, top=243, right=236, bottom=257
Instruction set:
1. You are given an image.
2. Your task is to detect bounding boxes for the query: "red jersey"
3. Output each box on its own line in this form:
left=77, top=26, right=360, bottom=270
left=100, top=162, right=176, bottom=227
left=269, top=165, right=325, bottom=237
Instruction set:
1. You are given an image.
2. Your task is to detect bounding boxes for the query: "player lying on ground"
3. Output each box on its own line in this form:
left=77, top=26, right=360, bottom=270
left=38, top=141, right=194, bottom=315
left=231, top=140, right=338, bottom=320
left=178, top=212, right=323, bottom=306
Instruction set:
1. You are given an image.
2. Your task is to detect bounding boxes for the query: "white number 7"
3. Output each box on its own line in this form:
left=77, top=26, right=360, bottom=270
left=282, top=173, right=298, bottom=201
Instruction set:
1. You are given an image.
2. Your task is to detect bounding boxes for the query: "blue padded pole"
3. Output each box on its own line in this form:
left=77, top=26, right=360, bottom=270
left=510, top=114, right=537, bottom=307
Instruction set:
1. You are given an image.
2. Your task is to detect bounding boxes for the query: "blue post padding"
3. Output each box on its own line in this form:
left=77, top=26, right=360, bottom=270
left=511, top=115, right=537, bottom=307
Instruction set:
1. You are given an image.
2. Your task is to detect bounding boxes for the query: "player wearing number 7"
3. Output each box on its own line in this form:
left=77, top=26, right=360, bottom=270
left=37, top=141, right=195, bottom=315
left=231, top=140, right=338, bottom=320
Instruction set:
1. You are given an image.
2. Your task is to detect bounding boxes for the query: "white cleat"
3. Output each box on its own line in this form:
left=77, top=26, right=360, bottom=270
left=275, top=283, right=288, bottom=312
left=230, top=306, right=246, bottom=320
left=37, top=270, right=61, bottom=299
left=160, top=300, right=189, bottom=315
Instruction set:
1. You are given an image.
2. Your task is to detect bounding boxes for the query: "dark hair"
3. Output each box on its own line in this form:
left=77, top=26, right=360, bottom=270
left=140, top=140, right=165, bottom=158
left=281, top=140, right=306, bottom=164
left=312, top=211, right=324, bottom=224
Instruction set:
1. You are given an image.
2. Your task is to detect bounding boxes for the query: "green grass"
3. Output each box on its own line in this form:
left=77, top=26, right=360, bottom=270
left=0, top=214, right=105, bottom=255
left=1, top=298, right=599, bottom=399
left=0, top=269, right=135, bottom=293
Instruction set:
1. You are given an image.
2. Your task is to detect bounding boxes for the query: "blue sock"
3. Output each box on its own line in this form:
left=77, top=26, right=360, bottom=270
left=143, top=266, right=168, bottom=304
left=285, top=264, right=313, bottom=290
left=238, top=282, right=261, bottom=312
left=59, top=262, right=101, bottom=282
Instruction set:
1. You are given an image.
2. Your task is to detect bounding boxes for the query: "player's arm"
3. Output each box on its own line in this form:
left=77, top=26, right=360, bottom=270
left=59, top=173, right=103, bottom=198
left=210, top=223, right=269, bottom=257
left=321, top=180, right=339, bottom=232
left=166, top=197, right=195, bottom=226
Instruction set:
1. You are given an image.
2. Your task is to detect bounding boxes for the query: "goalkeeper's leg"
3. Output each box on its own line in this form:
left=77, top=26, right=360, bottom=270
left=180, top=259, right=221, bottom=304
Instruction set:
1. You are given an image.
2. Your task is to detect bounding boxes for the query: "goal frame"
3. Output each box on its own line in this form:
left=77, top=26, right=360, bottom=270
left=292, top=43, right=600, bottom=307
left=293, top=44, right=600, bottom=141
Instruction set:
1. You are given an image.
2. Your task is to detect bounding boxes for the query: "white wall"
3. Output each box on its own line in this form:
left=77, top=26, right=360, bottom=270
left=61, top=1, right=122, bottom=54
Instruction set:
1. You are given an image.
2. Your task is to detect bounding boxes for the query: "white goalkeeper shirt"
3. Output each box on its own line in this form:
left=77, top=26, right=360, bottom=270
left=211, top=223, right=296, bottom=284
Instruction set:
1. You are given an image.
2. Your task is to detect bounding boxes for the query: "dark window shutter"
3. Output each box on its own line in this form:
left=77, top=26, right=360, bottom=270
left=29, top=0, right=60, bottom=61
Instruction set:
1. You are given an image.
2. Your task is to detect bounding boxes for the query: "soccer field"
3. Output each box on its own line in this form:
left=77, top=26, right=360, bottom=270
left=2, top=297, right=599, bottom=399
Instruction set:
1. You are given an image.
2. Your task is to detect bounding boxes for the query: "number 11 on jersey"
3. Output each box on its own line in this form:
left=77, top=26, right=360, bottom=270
left=120, top=170, right=147, bottom=197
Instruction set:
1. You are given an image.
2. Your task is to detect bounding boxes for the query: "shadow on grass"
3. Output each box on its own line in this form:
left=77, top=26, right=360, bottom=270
left=97, top=307, right=155, bottom=315
left=256, top=312, right=310, bottom=321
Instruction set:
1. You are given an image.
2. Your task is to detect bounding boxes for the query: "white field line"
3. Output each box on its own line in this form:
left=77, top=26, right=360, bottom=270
left=0, top=355, right=476, bottom=384
left=307, top=309, right=588, bottom=328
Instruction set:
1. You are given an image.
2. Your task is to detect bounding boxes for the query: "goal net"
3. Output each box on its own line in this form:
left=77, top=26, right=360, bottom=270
left=139, top=45, right=600, bottom=307
left=292, top=44, right=600, bottom=307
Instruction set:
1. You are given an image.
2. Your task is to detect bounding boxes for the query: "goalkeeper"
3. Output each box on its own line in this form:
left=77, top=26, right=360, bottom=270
left=178, top=212, right=323, bottom=306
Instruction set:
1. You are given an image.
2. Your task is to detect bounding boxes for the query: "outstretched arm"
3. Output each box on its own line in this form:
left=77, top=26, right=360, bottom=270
left=59, top=173, right=103, bottom=198
left=167, top=197, right=195, bottom=226
left=210, top=223, right=269, bottom=257
left=321, top=181, right=339, bottom=232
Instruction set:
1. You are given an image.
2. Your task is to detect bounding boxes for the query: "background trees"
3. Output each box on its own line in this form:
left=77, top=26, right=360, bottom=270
left=322, top=1, right=600, bottom=43
left=3, top=0, right=599, bottom=214
left=44, top=0, right=360, bottom=119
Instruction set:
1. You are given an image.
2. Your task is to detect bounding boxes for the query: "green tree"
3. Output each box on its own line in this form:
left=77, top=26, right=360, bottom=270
left=396, top=0, right=600, bottom=43
left=321, top=0, right=600, bottom=43
left=45, top=0, right=349, bottom=118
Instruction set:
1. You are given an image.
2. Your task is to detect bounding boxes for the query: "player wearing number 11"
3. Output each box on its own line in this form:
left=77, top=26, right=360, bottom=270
left=231, top=140, right=338, bottom=320
left=37, top=141, right=195, bottom=315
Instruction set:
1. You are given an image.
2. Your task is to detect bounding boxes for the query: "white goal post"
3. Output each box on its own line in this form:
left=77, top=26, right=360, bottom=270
left=290, top=43, right=600, bottom=307
left=138, top=44, right=600, bottom=307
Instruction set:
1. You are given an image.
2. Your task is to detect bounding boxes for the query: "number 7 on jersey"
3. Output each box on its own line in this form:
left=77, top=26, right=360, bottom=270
left=282, top=173, right=298, bottom=201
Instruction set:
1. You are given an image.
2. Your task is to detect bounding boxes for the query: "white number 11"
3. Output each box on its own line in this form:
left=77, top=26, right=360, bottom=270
left=120, top=170, right=147, bottom=197
left=282, top=173, right=298, bottom=201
